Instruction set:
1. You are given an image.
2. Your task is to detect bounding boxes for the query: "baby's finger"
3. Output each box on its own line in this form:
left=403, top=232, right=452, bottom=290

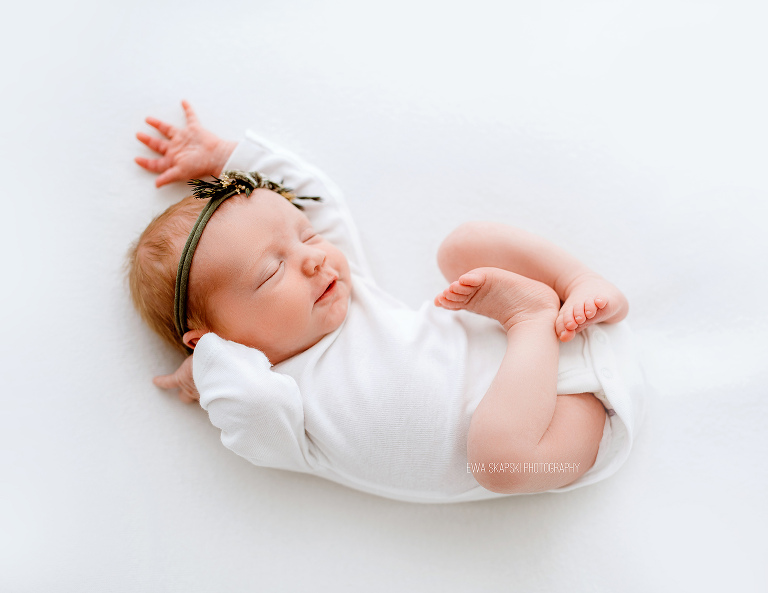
left=136, top=131, right=168, bottom=155
left=181, top=100, right=199, bottom=125
left=145, top=116, right=176, bottom=139
left=153, top=374, right=179, bottom=390
left=155, top=166, right=182, bottom=188
left=135, top=155, right=170, bottom=173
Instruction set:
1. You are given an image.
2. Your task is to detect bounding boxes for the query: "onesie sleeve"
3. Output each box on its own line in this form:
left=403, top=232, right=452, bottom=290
left=193, top=332, right=315, bottom=474
left=221, top=130, right=373, bottom=279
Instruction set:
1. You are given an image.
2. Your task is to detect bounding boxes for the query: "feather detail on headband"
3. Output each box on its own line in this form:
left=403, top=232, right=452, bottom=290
left=187, top=170, right=322, bottom=210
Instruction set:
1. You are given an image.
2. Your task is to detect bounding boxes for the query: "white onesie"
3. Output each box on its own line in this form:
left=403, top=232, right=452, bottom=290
left=193, top=131, right=647, bottom=504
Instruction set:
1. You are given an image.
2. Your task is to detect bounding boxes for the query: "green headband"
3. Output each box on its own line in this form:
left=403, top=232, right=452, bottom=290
left=174, top=170, right=321, bottom=351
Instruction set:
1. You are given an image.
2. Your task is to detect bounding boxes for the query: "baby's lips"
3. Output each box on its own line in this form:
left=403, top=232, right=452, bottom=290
left=314, top=275, right=338, bottom=303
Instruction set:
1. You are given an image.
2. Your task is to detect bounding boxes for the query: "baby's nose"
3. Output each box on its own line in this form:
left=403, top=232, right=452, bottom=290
left=302, top=248, right=326, bottom=275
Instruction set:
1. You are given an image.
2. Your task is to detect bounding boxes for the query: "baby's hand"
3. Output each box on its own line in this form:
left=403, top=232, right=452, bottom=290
left=153, top=355, right=199, bottom=404
left=135, top=100, right=237, bottom=187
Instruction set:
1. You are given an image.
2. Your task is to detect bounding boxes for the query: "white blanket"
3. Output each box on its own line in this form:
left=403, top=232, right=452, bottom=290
left=2, top=1, right=766, bottom=591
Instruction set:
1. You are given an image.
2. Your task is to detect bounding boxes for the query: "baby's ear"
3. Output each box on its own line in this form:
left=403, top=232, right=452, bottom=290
left=183, top=328, right=207, bottom=350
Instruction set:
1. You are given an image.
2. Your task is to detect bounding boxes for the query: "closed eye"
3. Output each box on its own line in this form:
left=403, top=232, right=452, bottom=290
left=300, top=220, right=321, bottom=240
left=260, top=261, right=283, bottom=287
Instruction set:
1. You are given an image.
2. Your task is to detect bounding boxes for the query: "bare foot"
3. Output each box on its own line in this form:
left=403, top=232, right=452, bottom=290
left=555, top=273, right=629, bottom=342
left=435, top=267, right=559, bottom=332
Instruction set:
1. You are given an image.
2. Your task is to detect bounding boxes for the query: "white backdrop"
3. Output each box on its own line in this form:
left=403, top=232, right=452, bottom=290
left=2, top=0, right=767, bottom=591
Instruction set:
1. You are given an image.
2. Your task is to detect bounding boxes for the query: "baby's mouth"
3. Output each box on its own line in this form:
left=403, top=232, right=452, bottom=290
left=315, top=278, right=338, bottom=303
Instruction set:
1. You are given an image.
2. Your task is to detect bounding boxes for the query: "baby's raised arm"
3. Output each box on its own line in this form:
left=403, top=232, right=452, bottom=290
left=135, top=100, right=236, bottom=187
left=136, top=101, right=371, bottom=404
left=136, top=101, right=232, bottom=403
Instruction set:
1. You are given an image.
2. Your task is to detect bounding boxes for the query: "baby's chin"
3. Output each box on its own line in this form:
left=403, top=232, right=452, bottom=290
left=324, top=278, right=352, bottom=328
left=301, top=285, right=351, bottom=351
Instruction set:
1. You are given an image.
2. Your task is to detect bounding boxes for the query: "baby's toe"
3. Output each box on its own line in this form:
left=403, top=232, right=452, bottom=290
left=572, top=302, right=586, bottom=325
left=557, top=321, right=576, bottom=342
left=595, top=297, right=608, bottom=310
left=443, top=289, right=467, bottom=303
left=435, top=294, right=461, bottom=309
left=584, top=298, right=597, bottom=319
left=449, top=281, right=476, bottom=296
left=562, top=307, right=578, bottom=331
left=457, top=271, right=485, bottom=288
left=555, top=314, right=572, bottom=341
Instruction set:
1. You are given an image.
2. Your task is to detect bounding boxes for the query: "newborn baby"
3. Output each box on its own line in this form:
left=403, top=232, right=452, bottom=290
left=129, top=101, right=645, bottom=503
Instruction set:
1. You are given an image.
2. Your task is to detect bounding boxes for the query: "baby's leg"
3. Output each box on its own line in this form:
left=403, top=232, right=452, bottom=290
left=436, top=267, right=606, bottom=493
left=436, top=221, right=628, bottom=342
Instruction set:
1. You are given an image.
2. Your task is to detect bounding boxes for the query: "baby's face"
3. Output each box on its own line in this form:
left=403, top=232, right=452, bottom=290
left=187, top=189, right=351, bottom=364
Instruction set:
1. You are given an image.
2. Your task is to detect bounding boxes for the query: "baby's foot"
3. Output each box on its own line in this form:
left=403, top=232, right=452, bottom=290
left=435, top=267, right=559, bottom=332
left=555, top=273, right=629, bottom=342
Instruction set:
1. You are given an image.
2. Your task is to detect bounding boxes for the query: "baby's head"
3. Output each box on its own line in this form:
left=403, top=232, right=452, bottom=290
left=128, top=189, right=351, bottom=364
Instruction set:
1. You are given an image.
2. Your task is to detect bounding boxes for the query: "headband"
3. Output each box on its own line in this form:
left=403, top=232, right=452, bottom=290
left=174, top=170, right=321, bottom=351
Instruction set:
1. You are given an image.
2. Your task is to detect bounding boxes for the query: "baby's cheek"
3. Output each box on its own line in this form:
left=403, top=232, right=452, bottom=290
left=286, top=299, right=315, bottom=334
